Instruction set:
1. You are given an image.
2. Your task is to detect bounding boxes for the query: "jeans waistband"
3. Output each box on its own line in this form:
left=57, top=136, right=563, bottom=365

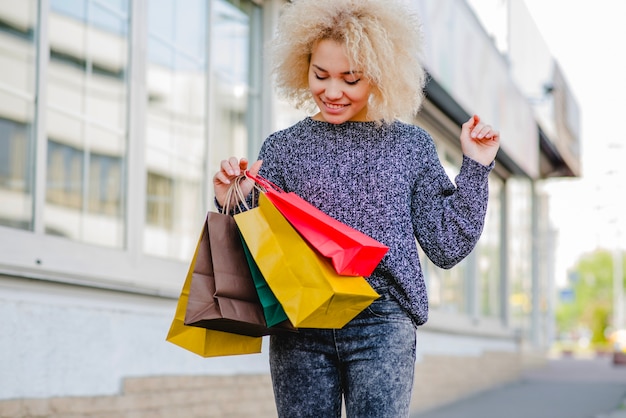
left=372, top=286, right=391, bottom=298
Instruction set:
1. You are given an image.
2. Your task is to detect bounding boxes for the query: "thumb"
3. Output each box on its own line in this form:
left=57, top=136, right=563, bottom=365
left=241, top=160, right=263, bottom=197
left=467, top=114, right=479, bottom=128
left=248, top=159, right=263, bottom=176
left=462, top=114, right=480, bottom=137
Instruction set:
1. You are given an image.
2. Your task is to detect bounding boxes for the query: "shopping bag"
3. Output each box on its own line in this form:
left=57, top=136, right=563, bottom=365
left=183, top=212, right=273, bottom=337
left=245, top=171, right=388, bottom=277
left=165, top=230, right=262, bottom=357
left=240, top=235, right=292, bottom=328
left=235, top=193, right=379, bottom=328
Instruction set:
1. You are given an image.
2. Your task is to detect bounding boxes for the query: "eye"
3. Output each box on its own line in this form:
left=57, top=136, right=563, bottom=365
left=345, top=78, right=361, bottom=86
left=314, top=72, right=327, bottom=80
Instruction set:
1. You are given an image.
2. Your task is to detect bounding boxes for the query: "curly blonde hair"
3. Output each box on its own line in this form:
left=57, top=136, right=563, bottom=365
left=269, top=0, right=426, bottom=123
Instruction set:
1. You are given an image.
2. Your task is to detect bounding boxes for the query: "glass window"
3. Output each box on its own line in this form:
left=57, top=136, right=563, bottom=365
left=536, top=191, right=553, bottom=348
left=45, top=0, right=129, bottom=247
left=477, top=175, right=503, bottom=318
left=423, top=255, right=468, bottom=314
left=144, top=0, right=259, bottom=260
left=207, top=0, right=257, bottom=184
left=0, top=1, right=38, bottom=230
left=507, top=176, right=533, bottom=338
left=144, top=0, right=208, bottom=259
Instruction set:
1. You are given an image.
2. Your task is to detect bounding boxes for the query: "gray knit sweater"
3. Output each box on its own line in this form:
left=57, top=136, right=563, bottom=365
left=256, top=117, right=493, bottom=326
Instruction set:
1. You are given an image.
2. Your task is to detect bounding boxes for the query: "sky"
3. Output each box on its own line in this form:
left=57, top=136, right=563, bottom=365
left=520, top=0, right=626, bottom=285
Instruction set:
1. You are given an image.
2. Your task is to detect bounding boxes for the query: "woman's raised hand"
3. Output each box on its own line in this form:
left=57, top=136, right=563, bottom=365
left=460, top=115, right=500, bottom=166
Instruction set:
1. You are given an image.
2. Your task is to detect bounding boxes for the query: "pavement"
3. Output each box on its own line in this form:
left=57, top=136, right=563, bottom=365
left=411, top=355, right=626, bottom=418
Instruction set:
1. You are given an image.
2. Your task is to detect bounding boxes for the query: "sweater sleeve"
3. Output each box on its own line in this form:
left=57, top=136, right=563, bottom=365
left=412, top=147, right=493, bottom=269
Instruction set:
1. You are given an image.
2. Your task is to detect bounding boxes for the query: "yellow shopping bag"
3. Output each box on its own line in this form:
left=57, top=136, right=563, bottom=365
left=166, top=229, right=262, bottom=357
left=234, top=193, right=379, bottom=328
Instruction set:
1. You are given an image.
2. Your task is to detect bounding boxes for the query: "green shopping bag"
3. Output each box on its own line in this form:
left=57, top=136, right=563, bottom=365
left=240, top=235, right=292, bottom=328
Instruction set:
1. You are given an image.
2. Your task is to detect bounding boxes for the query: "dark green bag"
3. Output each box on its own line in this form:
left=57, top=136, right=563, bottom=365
left=240, top=235, right=294, bottom=329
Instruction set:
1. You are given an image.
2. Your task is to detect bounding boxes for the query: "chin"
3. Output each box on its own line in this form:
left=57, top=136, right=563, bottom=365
left=324, top=116, right=348, bottom=124
left=319, top=111, right=354, bottom=124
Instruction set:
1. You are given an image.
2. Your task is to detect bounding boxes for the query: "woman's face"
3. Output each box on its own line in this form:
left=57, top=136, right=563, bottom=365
left=308, top=39, right=372, bottom=124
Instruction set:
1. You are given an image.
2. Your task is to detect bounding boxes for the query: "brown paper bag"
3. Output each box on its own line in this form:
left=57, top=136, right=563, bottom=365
left=184, top=211, right=273, bottom=337
left=166, top=227, right=262, bottom=357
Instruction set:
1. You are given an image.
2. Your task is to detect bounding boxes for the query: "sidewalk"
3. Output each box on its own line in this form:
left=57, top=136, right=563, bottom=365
left=411, top=356, right=626, bottom=418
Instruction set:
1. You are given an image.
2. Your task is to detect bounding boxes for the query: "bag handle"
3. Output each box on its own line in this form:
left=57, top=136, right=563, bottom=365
left=222, top=175, right=254, bottom=214
left=244, top=171, right=285, bottom=194
left=222, top=173, right=269, bottom=214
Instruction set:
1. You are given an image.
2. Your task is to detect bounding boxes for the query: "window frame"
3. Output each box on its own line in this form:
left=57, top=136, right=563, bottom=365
left=0, top=0, right=264, bottom=297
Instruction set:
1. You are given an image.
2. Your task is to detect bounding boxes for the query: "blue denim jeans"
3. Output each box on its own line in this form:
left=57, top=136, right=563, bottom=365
left=269, top=291, right=417, bottom=418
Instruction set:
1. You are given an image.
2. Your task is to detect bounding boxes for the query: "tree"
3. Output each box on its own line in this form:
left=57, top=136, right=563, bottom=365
left=556, top=249, right=626, bottom=348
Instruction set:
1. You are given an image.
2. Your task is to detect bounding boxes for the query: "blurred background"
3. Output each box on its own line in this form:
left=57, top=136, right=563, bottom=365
left=471, top=0, right=626, bottom=358
left=0, top=0, right=624, bottom=417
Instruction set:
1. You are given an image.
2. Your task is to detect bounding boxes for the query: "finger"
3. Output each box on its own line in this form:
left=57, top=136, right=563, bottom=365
left=463, top=115, right=481, bottom=140
left=462, top=114, right=477, bottom=130
left=220, top=159, right=235, bottom=176
left=478, top=130, right=500, bottom=143
left=228, top=157, right=241, bottom=175
left=244, top=160, right=263, bottom=188
left=220, top=157, right=244, bottom=176
left=473, top=123, right=499, bottom=139
left=217, top=158, right=240, bottom=183
left=474, top=125, right=492, bottom=139
left=480, top=129, right=496, bottom=140
left=214, top=170, right=231, bottom=185
left=238, top=157, right=250, bottom=171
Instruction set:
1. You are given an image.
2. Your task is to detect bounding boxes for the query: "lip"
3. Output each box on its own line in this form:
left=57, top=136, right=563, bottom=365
left=322, top=101, right=349, bottom=113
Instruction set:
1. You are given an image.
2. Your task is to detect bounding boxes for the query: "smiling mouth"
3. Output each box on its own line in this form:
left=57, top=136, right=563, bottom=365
left=324, top=102, right=348, bottom=110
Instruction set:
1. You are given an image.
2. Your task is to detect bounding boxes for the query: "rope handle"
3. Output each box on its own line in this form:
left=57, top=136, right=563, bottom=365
left=244, top=170, right=285, bottom=194
left=222, top=174, right=257, bottom=214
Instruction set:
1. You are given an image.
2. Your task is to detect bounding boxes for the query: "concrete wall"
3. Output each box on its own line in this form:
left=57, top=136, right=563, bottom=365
left=0, top=276, right=270, bottom=401
left=0, top=275, right=525, bottom=417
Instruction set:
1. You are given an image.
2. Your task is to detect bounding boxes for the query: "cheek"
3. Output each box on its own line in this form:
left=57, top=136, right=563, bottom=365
left=349, top=85, right=372, bottom=103
left=308, top=75, right=323, bottom=95
left=362, top=85, right=374, bottom=102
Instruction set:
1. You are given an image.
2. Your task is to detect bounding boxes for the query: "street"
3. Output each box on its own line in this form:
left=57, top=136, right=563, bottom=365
left=412, top=356, right=626, bottom=418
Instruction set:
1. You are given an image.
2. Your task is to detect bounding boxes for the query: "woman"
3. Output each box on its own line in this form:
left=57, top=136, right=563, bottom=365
left=213, top=0, right=500, bottom=416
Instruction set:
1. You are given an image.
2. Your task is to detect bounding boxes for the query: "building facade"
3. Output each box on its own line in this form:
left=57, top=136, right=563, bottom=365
left=0, top=0, right=579, bottom=416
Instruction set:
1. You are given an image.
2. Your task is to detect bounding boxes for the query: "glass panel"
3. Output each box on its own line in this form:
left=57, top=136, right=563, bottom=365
left=477, top=175, right=503, bottom=317
left=208, top=0, right=252, bottom=174
left=422, top=253, right=468, bottom=314
left=0, top=0, right=38, bottom=230
left=508, top=177, right=533, bottom=338
left=45, top=0, right=129, bottom=247
left=144, top=0, right=207, bottom=259
left=45, top=137, right=83, bottom=237
left=144, top=0, right=259, bottom=260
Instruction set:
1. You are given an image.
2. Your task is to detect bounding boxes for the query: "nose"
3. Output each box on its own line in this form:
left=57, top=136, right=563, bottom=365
left=324, top=80, right=343, bottom=101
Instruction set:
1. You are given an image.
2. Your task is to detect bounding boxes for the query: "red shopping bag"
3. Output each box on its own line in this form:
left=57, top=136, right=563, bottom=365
left=245, top=171, right=388, bottom=277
